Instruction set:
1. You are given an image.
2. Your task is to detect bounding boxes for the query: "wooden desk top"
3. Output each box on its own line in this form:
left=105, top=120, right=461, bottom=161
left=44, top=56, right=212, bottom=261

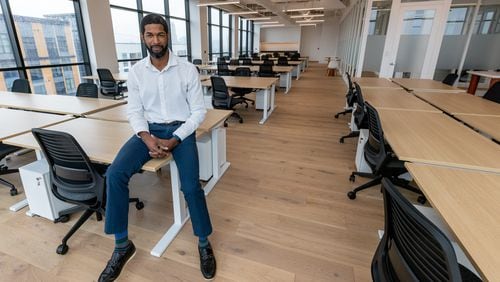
left=354, top=77, right=401, bottom=89
left=86, top=105, right=232, bottom=136
left=363, top=88, right=440, bottom=112
left=391, top=78, right=465, bottom=93
left=378, top=109, right=500, bottom=173
left=0, top=91, right=125, bottom=116
left=0, top=108, right=73, bottom=141
left=200, top=76, right=279, bottom=89
left=199, top=65, right=293, bottom=73
left=414, top=91, right=500, bottom=116
left=467, top=70, right=500, bottom=79
left=81, top=73, right=128, bottom=81
left=3, top=118, right=169, bottom=172
left=251, top=60, right=301, bottom=66
left=455, top=114, right=500, bottom=141
left=406, top=163, right=500, bottom=281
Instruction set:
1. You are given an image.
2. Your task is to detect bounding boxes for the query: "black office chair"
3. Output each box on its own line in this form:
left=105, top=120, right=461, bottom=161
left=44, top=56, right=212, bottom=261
left=76, top=83, right=98, bottom=98
left=442, top=73, right=458, bottom=86
left=216, top=57, right=226, bottom=64
left=217, top=63, right=232, bottom=76
left=238, top=55, right=248, bottom=60
left=347, top=102, right=424, bottom=202
left=11, top=78, right=31, bottom=93
left=229, top=59, right=240, bottom=66
left=0, top=143, right=21, bottom=196
left=482, top=81, right=500, bottom=103
left=273, top=52, right=280, bottom=58
left=335, top=72, right=356, bottom=119
left=96, top=68, right=126, bottom=100
left=192, top=59, right=202, bottom=65
left=231, top=67, right=255, bottom=107
left=372, top=178, right=481, bottom=282
left=277, top=57, right=289, bottom=66
left=251, top=54, right=260, bottom=61
left=258, top=64, right=277, bottom=78
left=290, top=53, right=300, bottom=61
left=262, top=59, right=274, bottom=66
left=339, top=82, right=366, bottom=143
left=261, top=54, right=270, bottom=60
left=31, top=128, right=144, bottom=255
left=210, top=76, right=244, bottom=127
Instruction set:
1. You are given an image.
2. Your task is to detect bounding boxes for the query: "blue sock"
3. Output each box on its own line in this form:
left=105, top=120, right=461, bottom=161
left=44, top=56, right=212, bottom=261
left=199, top=236, right=209, bottom=248
left=115, top=230, right=129, bottom=250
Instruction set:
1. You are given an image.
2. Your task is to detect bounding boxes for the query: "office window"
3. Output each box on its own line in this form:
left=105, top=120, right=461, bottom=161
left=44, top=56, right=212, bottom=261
left=401, top=10, right=435, bottom=35
left=110, top=0, right=191, bottom=70
left=0, top=0, right=90, bottom=94
left=239, top=18, right=253, bottom=56
left=445, top=7, right=469, bottom=35
left=368, top=9, right=390, bottom=35
left=473, top=5, right=500, bottom=34
left=208, top=7, right=231, bottom=60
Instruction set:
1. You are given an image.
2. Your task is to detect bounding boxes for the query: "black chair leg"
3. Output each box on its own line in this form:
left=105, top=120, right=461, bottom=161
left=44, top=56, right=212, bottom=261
left=347, top=176, right=383, bottom=200
left=334, top=108, right=353, bottom=119
left=391, top=177, right=427, bottom=204
left=129, top=197, right=144, bottom=210
left=339, top=131, right=360, bottom=143
left=0, top=166, right=19, bottom=196
left=57, top=209, right=95, bottom=255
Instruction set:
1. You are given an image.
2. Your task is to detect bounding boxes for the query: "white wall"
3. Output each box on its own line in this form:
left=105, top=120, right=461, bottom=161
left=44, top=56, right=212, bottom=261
left=300, top=15, right=340, bottom=63
left=260, top=27, right=301, bottom=42
left=80, top=0, right=119, bottom=74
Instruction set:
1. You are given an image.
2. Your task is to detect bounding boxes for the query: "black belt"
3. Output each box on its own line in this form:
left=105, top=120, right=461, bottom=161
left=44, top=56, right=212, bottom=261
left=151, top=121, right=185, bottom=126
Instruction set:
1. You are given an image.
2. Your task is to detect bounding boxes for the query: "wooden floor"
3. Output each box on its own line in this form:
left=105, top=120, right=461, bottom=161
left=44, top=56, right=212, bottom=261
left=0, top=64, right=389, bottom=281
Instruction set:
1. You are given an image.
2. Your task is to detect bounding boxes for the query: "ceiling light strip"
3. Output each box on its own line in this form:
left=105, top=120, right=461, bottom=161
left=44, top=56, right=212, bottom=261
left=290, top=14, right=325, bottom=18
left=283, top=7, right=324, bottom=12
left=197, top=1, right=240, bottom=7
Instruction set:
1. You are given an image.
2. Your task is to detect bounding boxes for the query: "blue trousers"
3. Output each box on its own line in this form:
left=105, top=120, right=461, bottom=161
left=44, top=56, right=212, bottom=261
left=104, top=122, right=212, bottom=238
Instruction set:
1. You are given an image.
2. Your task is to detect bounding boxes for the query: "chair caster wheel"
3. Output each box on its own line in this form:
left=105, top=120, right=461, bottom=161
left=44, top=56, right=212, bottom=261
left=417, top=196, right=427, bottom=204
left=339, top=138, right=344, bottom=144
left=57, top=244, right=68, bottom=255
left=136, top=201, right=145, bottom=210
left=245, top=104, right=249, bottom=108
left=224, top=122, right=228, bottom=127
left=239, top=119, right=243, bottom=123
left=349, top=174, right=355, bottom=182
left=10, top=189, right=18, bottom=196
left=334, top=114, right=340, bottom=119
left=55, top=214, right=70, bottom=223
left=347, top=191, right=356, bottom=200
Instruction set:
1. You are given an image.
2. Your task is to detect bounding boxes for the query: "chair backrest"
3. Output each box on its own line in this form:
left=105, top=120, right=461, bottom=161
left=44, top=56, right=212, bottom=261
left=261, top=54, right=270, bottom=60
left=11, top=78, right=31, bottom=93
left=210, top=76, right=231, bottom=109
left=277, top=57, right=289, bottom=66
left=483, top=81, right=500, bottom=103
left=263, top=60, right=274, bottom=66
left=373, top=178, right=464, bottom=281
left=258, top=64, right=275, bottom=77
left=31, top=128, right=105, bottom=209
left=291, top=53, right=300, bottom=60
left=229, top=59, right=240, bottom=66
left=442, top=73, right=458, bottom=86
left=363, top=102, right=388, bottom=173
left=192, top=59, right=202, bottom=65
left=345, top=73, right=357, bottom=107
left=273, top=52, right=280, bottom=58
left=234, top=67, right=251, bottom=77
left=96, top=68, right=115, bottom=83
left=217, top=57, right=226, bottom=64
left=217, top=63, right=231, bottom=76
left=76, top=83, right=98, bottom=98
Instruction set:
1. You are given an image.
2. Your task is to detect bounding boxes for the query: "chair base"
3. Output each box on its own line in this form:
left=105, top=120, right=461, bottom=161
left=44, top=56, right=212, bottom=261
left=224, top=112, right=243, bottom=127
left=0, top=166, right=19, bottom=196
left=334, top=108, right=353, bottom=119
left=340, top=130, right=360, bottom=143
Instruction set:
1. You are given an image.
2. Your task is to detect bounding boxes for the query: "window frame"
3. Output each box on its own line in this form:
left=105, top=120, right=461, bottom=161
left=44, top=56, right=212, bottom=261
left=208, top=6, right=232, bottom=60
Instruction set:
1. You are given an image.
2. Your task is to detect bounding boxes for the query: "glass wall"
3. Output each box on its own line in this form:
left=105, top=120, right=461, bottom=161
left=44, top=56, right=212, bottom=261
left=110, top=0, right=191, bottom=72
left=208, top=7, right=231, bottom=60
left=0, top=0, right=90, bottom=94
left=239, top=18, right=254, bottom=56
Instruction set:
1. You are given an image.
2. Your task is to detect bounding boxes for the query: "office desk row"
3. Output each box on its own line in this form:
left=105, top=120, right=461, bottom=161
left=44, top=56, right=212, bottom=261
left=1, top=93, right=232, bottom=258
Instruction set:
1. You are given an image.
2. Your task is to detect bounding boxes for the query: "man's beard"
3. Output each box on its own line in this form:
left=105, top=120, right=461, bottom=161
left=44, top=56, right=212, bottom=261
left=146, top=44, right=168, bottom=59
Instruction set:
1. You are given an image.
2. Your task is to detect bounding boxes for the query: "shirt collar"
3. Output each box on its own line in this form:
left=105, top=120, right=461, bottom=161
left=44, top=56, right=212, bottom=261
left=145, top=49, right=178, bottom=72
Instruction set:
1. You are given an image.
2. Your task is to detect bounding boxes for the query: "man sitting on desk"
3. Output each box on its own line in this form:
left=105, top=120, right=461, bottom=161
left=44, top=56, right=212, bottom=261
left=98, top=14, right=216, bottom=281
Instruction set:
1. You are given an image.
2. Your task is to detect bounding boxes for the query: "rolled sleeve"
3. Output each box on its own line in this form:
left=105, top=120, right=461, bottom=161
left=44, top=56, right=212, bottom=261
left=173, top=65, right=206, bottom=140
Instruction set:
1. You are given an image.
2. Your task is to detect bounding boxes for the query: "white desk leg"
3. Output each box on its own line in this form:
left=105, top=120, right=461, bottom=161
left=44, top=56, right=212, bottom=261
left=9, top=199, right=28, bottom=212
left=150, top=160, right=189, bottom=257
left=297, top=64, right=301, bottom=79
left=203, top=125, right=230, bottom=195
left=286, top=72, right=291, bottom=94
left=259, top=84, right=276, bottom=125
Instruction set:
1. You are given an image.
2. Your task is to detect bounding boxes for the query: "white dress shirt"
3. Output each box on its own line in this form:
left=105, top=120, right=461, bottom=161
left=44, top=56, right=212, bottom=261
left=126, top=51, right=206, bottom=140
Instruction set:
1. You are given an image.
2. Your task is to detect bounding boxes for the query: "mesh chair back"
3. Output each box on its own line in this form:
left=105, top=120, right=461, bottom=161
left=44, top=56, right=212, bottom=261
left=363, top=102, right=387, bottom=173
left=273, top=52, right=280, bottom=58
left=234, top=67, right=251, bottom=77
left=242, top=59, right=252, bottom=66
left=217, top=63, right=231, bottom=76
left=97, top=68, right=115, bottom=84
left=76, top=83, right=98, bottom=98
left=291, top=53, right=300, bottom=60
left=483, top=81, right=500, bottom=103
left=229, top=59, right=240, bottom=66
left=258, top=65, right=275, bottom=77
left=263, top=60, right=274, bottom=66
left=442, top=73, right=458, bottom=86
left=277, top=57, right=289, bottom=66
left=11, top=78, right=31, bottom=93
left=373, top=178, right=463, bottom=281
left=192, top=59, right=202, bottom=65
left=210, top=76, right=231, bottom=109
left=31, top=128, right=105, bottom=207
left=261, top=54, right=270, bottom=60
left=217, top=57, right=226, bottom=64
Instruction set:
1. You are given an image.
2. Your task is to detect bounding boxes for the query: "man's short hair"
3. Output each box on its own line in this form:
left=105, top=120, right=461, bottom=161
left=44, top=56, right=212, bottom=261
left=140, top=14, right=169, bottom=34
